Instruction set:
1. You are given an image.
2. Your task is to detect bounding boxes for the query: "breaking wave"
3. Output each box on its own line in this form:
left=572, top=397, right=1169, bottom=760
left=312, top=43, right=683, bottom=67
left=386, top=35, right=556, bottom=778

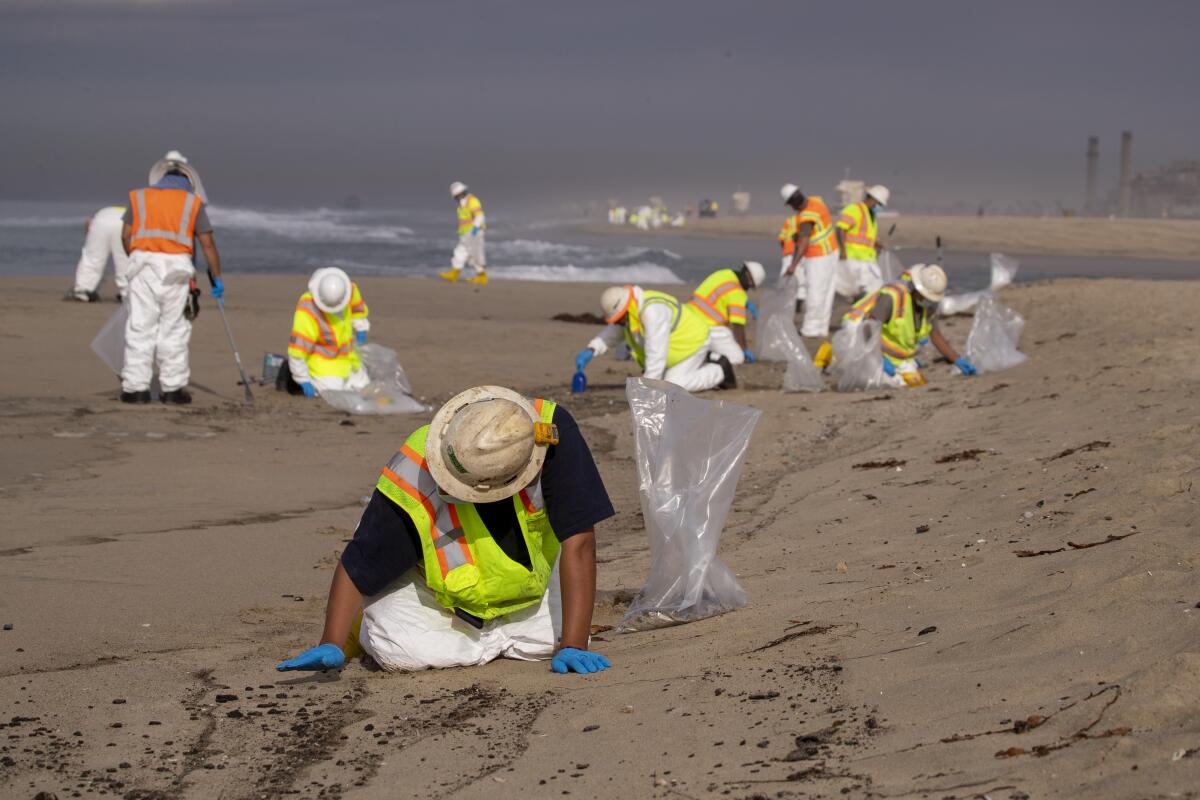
left=209, top=206, right=414, bottom=242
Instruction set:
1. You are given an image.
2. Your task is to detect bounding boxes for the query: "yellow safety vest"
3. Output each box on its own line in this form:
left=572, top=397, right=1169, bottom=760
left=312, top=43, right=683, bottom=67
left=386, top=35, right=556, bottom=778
left=836, top=202, right=878, bottom=262
left=689, top=268, right=748, bottom=327
left=375, top=398, right=561, bottom=621
left=457, top=194, right=485, bottom=236
left=844, top=280, right=932, bottom=363
left=286, top=284, right=369, bottom=378
left=625, top=290, right=712, bottom=369
left=779, top=215, right=798, bottom=256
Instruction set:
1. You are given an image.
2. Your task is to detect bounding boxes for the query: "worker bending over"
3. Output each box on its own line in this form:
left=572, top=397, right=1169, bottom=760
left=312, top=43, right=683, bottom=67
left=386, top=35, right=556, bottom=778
left=575, top=285, right=735, bottom=392
left=278, top=386, right=613, bottom=675
left=66, top=206, right=130, bottom=303
left=119, top=150, right=222, bottom=405
left=843, top=263, right=978, bottom=386
left=440, top=181, right=488, bottom=285
left=835, top=184, right=889, bottom=301
left=781, top=184, right=839, bottom=343
left=688, top=261, right=766, bottom=364
left=287, top=267, right=370, bottom=397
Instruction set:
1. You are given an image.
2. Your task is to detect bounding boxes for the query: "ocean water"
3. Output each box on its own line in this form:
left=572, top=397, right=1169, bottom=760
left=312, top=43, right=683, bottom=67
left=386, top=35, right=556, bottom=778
left=2, top=200, right=1194, bottom=292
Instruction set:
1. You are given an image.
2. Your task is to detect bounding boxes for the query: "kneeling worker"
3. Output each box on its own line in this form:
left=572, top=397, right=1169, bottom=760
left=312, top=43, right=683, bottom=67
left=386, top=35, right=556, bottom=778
left=843, top=263, right=978, bottom=385
left=574, top=285, right=735, bottom=392
left=688, top=261, right=767, bottom=364
left=287, top=267, right=370, bottom=397
left=278, top=386, right=614, bottom=675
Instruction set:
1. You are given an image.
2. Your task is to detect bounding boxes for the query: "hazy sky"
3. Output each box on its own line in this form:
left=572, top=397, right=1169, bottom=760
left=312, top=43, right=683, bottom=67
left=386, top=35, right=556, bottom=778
left=3, top=0, right=1198, bottom=213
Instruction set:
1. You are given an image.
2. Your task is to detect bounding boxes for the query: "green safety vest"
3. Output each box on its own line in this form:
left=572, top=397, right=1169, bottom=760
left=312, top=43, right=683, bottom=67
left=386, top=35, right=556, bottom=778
left=625, top=290, right=712, bottom=369
left=375, top=398, right=560, bottom=621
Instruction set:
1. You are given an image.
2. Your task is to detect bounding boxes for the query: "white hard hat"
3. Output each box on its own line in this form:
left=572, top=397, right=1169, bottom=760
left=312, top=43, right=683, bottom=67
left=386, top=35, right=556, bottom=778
left=308, top=267, right=352, bottom=313
left=742, top=261, right=766, bottom=288
left=425, top=386, right=554, bottom=503
left=909, top=264, right=947, bottom=303
left=449, top=181, right=468, bottom=197
left=780, top=183, right=799, bottom=203
left=148, top=149, right=208, bottom=203
left=866, top=185, right=890, bottom=207
left=600, top=285, right=634, bottom=324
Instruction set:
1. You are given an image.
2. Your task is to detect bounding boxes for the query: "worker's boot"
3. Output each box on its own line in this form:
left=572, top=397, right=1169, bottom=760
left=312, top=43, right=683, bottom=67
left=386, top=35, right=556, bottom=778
left=439, top=269, right=460, bottom=283
left=120, top=390, right=151, bottom=404
left=160, top=388, right=193, bottom=405
left=64, top=290, right=101, bottom=303
left=466, top=272, right=489, bottom=286
left=707, top=354, right=737, bottom=390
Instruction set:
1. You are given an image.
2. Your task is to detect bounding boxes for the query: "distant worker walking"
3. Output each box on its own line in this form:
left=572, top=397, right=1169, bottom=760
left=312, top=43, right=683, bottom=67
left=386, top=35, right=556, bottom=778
left=574, top=285, right=735, bottom=392
left=119, top=150, right=221, bottom=405
left=688, top=261, right=767, bottom=364
left=286, top=267, right=371, bottom=398
left=66, top=206, right=131, bottom=303
left=835, top=184, right=889, bottom=301
left=781, top=185, right=839, bottom=340
left=440, top=181, right=488, bottom=285
left=843, top=263, right=978, bottom=386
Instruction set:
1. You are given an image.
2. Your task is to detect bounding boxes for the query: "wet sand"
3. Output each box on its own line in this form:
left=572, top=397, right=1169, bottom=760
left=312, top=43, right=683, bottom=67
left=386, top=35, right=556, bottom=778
left=1, top=274, right=1198, bottom=799
left=581, top=214, right=1200, bottom=263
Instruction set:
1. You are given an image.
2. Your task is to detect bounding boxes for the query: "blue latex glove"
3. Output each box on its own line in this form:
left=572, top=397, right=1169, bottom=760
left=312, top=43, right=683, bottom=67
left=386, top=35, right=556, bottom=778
left=300, top=381, right=317, bottom=398
left=743, top=349, right=756, bottom=364
left=355, top=330, right=367, bottom=345
left=211, top=277, right=225, bottom=299
left=575, top=348, right=594, bottom=372
left=955, top=357, right=978, bottom=376
left=470, top=225, right=481, bottom=236
left=881, top=357, right=896, bottom=377
left=917, top=336, right=930, bottom=346
left=276, top=643, right=344, bottom=671
left=551, top=647, right=611, bottom=675
left=746, top=300, right=759, bottom=321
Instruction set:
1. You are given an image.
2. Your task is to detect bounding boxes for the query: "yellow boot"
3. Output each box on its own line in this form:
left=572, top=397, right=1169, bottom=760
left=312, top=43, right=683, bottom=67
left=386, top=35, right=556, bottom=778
left=466, top=271, right=489, bottom=286
left=439, top=269, right=460, bottom=283
left=813, top=340, right=833, bottom=369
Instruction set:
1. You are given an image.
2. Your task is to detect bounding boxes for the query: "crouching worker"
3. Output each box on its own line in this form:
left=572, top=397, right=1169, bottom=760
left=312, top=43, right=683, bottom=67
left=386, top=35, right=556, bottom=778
left=688, top=260, right=767, bottom=364
left=286, top=267, right=370, bottom=397
left=277, top=386, right=614, bottom=675
left=574, top=285, right=735, bottom=392
left=843, top=263, right=977, bottom=386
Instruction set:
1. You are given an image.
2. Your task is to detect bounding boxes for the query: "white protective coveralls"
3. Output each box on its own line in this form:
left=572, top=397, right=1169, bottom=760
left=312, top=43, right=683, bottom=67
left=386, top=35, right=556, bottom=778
left=71, top=206, right=131, bottom=300
left=799, top=251, right=841, bottom=338
left=450, top=232, right=486, bottom=274
left=835, top=258, right=883, bottom=301
left=705, top=325, right=747, bottom=365
left=586, top=288, right=726, bottom=392
left=359, top=560, right=562, bottom=671
left=121, top=253, right=196, bottom=393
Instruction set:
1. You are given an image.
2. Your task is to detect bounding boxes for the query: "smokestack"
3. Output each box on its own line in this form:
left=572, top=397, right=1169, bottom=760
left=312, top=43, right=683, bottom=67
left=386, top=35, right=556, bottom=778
left=1118, top=130, right=1133, bottom=217
left=1085, top=136, right=1099, bottom=215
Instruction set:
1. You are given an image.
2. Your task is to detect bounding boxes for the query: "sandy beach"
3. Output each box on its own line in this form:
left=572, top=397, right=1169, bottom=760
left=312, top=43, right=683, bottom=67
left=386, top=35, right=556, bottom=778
left=581, top=215, right=1200, bottom=263
left=2, top=273, right=1199, bottom=799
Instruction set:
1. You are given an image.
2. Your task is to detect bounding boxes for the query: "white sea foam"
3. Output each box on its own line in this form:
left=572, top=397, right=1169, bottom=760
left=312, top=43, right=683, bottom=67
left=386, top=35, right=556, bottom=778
left=490, top=238, right=681, bottom=263
left=0, top=215, right=82, bottom=227
left=208, top=206, right=414, bottom=242
left=487, top=264, right=683, bottom=284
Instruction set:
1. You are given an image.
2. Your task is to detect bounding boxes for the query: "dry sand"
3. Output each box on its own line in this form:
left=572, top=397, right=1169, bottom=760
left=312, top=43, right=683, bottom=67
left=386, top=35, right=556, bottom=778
left=1, top=274, right=1199, bottom=799
left=581, top=214, right=1200, bottom=262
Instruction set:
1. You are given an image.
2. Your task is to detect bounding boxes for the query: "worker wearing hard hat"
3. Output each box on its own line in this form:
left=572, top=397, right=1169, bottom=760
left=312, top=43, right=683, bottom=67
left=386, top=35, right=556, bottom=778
left=835, top=185, right=889, bottom=301
left=780, top=185, right=840, bottom=344
left=118, top=150, right=221, bottom=405
left=66, top=206, right=131, bottom=303
left=440, top=182, right=488, bottom=285
left=688, top=261, right=767, bottom=364
left=286, top=267, right=371, bottom=397
left=574, top=285, right=734, bottom=392
left=277, top=386, right=614, bottom=675
left=843, top=264, right=978, bottom=386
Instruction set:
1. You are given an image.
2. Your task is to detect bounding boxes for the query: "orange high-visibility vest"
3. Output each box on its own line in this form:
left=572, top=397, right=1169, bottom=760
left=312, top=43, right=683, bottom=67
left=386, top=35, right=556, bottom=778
left=128, top=188, right=203, bottom=255
left=779, top=215, right=798, bottom=256
left=798, top=196, right=836, bottom=258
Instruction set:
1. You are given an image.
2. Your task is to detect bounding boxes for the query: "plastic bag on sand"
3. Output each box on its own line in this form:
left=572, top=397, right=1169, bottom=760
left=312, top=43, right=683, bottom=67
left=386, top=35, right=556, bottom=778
left=618, top=378, right=760, bottom=633
left=940, top=253, right=1020, bottom=316
left=831, top=319, right=888, bottom=392
left=964, top=294, right=1027, bottom=373
left=90, top=301, right=128, bottom=376
left=766, top=315, right=824, bottom=392
left=755, top=274, right=799, bottom=362
left=320, top=343, right=430, bottom=415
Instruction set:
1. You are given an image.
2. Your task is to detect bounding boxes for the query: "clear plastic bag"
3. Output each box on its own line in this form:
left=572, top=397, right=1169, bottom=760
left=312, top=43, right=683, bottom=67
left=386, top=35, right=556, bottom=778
left=766, top=315, right=824, bottom=392
left=877, top=249, right=906, bottom=284
left=755, top=274, right=799, bottom=362
left=90, top=301, right=128, bottom=376
left=940, top=253, right=1020, bottom=316
left=320, top=343, right=430, bottom=415
left=964, top=294, right=1027, bottom=373
left=831, top=319, right=889, bottom=392
left=618, top=378, right=760, bottom=633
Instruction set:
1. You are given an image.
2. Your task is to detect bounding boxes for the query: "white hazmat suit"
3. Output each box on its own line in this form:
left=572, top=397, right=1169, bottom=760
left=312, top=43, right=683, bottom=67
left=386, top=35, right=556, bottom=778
left=121, top=253, right=195, bottom=393
left=71, top=206, right=131, bottom=300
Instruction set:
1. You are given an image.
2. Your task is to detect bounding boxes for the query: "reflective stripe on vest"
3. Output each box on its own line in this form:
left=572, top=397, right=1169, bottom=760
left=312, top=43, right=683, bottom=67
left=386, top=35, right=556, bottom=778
left=457, top=194, right=484, bottom=235
left=800, top=196, right=837, bottom=258
left=381, top=443, right=474, bottom=575
left=838, top=202, right=877, bottom=261
left=878, top=282, right=933, bottom=361
left=129, top=188, right=201, bottom=255
left=287, top=292, right=361, bottom=378
left=688, top=268, right=748, bottom=326
left=623, top=291, right=710, bottom=369
left=779, top=215, right=798, bottom=255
